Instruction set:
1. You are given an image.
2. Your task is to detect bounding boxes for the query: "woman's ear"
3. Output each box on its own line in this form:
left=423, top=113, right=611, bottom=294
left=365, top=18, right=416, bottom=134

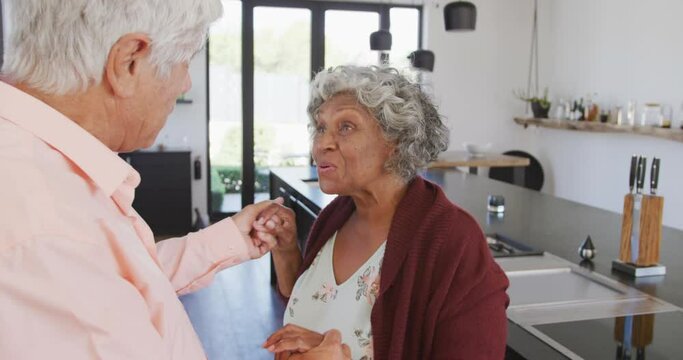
left=104, top=33, right=152, bottom=98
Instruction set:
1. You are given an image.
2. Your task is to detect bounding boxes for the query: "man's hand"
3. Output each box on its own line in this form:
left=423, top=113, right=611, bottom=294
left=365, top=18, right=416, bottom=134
left=252, top=204, right=298, bottom=255
left=264, top=327, right=350, bottom=360
left=231, top=198, right=284, bottom=259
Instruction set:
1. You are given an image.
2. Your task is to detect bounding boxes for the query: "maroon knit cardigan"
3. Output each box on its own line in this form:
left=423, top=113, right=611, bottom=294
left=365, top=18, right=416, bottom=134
left=291, top=176, right=509, bottom=359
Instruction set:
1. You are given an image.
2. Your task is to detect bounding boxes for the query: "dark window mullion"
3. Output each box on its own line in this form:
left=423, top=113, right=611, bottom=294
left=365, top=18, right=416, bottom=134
left=311, top=4, right=325, bottom=75
left=242, top=3, right=255, bottom=208
left=310, top=3, right=325, bottom=166
left=418, top=7, right=424, bottom=49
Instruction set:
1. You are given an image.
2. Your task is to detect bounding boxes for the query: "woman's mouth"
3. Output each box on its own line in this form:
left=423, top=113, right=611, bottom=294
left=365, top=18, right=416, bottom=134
left=317, top=162, right=336, bottom=174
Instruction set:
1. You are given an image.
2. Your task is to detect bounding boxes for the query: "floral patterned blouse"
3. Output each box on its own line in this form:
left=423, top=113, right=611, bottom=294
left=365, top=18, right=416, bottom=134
left=284, top=232, right=386, bottom=360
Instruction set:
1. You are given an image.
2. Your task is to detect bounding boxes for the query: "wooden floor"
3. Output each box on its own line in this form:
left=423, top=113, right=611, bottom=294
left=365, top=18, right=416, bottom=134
left=180, top=254, right=285, bottom=359
left=179, top=253, right=524, bottom=359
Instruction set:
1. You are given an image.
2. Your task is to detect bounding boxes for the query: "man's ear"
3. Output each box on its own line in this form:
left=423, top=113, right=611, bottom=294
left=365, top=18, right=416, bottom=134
left=104, top=33, right=152, bottom=98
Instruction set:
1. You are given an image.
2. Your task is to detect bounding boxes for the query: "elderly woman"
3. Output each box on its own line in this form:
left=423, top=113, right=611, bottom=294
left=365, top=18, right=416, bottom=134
left=0, top=1, right=348, bottom=359
left=263, top=66, right=509, bottom=359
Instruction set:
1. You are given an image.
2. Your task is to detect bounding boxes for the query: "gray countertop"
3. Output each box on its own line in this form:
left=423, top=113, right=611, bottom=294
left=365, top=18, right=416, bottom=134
left=270, top=166, right=683, bottom=305
left=270, top=166, right=683, bottom=359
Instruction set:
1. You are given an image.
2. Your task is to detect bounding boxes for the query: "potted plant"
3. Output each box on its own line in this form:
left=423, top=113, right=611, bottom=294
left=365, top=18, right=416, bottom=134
left=515, top=88, right=551, bottom=118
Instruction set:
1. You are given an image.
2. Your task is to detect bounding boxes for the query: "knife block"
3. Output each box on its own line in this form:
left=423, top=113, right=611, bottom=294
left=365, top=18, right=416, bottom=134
left=614, top=314, right=654, bottom=349
left=619, top=194, right=664, bottom=266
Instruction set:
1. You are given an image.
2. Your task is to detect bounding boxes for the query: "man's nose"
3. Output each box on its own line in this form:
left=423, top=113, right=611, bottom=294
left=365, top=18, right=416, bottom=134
left=182, top=72, right=192, bottom=93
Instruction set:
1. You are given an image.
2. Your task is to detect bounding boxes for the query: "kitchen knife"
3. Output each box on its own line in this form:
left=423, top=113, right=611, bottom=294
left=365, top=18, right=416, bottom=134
left=630, top=156, right=645, bottom=263
left=636, top=156, right=646, bottom=194
left=650, top=158, right=660, bottom=195
left=629, top=155, right=638, bottom=193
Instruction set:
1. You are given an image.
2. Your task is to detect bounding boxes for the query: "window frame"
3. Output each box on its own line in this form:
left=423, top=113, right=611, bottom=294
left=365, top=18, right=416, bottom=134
left=208, top=0, right=422, bottom=220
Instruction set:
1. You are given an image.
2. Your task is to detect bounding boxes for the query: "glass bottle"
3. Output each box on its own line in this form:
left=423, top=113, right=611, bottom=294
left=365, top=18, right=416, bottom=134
left=614, top=106, right=624, bottom=125
left=661, top=103, right=672, bottom=128
left=641, top=103, right=662, bottom=127
left=626, top=100, right=637, bottom=126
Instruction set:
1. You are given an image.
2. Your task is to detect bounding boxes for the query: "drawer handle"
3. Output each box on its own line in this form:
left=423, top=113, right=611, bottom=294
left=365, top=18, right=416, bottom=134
left=297, top=200, right=318, bottom=218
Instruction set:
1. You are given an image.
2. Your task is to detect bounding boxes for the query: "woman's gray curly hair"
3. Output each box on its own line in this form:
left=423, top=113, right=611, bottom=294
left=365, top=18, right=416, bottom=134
left=308, top=65, right=449, bottom=182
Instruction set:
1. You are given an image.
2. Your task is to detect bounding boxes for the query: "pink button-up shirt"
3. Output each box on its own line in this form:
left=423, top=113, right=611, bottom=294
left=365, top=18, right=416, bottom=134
left=0, top=81, right=251, bottom=359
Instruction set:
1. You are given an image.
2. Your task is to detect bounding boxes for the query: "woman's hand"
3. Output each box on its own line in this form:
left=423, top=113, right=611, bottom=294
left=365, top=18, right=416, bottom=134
left=253, top=205, right=298, bottom=254
left=230, top=198, right=284, bottom=259
left=253, top=203, right=302, bottom=296
left=288, top=330, right=351, bottom=360
left=263, top=324, right=326, bottom=356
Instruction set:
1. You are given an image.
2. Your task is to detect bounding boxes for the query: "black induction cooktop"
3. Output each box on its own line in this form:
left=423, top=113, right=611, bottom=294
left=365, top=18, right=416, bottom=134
left=486, top=233, right=544, bottom=258
left=533, top=311, right=683, bottom=359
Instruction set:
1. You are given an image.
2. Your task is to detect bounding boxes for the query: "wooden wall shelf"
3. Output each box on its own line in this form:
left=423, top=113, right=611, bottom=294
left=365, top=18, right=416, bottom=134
left=514, top=117, right=683, bottom=144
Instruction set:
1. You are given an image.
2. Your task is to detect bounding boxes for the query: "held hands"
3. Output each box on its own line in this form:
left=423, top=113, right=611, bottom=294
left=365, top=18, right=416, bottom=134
left=252, top=203, right=298, bottom=256
left=231, top=197, right=299, bottom=259
left=231, top=198, right=285, bottom=259
left=288, top=330, right=351, bottom=360
left=263, top=325, right=350, bottom=360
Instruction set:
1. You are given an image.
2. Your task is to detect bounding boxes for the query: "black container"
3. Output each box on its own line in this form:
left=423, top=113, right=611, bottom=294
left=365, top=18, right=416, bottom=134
left=487, top=194, right=505, bottom=213
left=370, top=30, right=392, bottom=51
left=408, top=50, right=435, bottom=72
left=444, top=1, right=477, bottom=31
left=531, top=102, right=550, bottom=118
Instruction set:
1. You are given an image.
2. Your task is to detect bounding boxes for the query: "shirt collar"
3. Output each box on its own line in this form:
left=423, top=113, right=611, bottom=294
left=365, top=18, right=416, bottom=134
left=0, top=81, right=139, bottom=196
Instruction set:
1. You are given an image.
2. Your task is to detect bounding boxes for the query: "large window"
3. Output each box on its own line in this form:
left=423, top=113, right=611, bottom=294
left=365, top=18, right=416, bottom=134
left=325, top=10, right=379, bottom=67
left=208, top=0, right=243, bottom=214
left=209, top=0, right=421, bottom=217
left=253, top=7, right=312, bottom=204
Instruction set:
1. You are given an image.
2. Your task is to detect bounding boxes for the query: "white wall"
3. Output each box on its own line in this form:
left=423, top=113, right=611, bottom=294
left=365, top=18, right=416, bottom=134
left=161, top=0, right=682, bottom=230
left=424, top=0, right=683, bottom=230
left=423, top=0, right=542, bottom=163
left=542, top=0, right=683, bottom=230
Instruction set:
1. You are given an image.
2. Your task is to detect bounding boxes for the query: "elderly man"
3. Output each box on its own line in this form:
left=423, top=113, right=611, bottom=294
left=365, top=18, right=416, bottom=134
left=0, top=0, right=348, bottom=359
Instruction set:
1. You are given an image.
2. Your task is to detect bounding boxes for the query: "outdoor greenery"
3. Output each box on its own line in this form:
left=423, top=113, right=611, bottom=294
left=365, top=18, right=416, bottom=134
left=211, top=123, right=301, bottom=197
left=209, top=19, right=361, bottom=76
left=209, top=21, right=310, bottom=75
left=211, top=123, right=279, bottom=167
left=212, top=165, right=269, bottom=194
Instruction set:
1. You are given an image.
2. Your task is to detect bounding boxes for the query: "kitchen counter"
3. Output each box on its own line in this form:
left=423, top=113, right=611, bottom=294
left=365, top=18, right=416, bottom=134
left=270, top=167, right=683, bottom=359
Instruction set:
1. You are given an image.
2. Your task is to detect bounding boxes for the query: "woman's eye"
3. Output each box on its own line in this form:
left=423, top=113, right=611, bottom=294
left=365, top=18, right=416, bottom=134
left=314, top=125, right=325, bottom=134
left=339, top=124, right=353, bottom=133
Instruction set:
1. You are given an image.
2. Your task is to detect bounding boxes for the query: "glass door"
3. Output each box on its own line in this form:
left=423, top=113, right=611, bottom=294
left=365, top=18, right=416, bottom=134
left=252, top=7, right=312, bottom=203
left=208, top=0, right=243, bottom=214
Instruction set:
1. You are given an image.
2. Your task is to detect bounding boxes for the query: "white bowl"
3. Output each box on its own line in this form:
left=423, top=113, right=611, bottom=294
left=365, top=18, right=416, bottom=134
left=463, top=142, right=492, bottom=156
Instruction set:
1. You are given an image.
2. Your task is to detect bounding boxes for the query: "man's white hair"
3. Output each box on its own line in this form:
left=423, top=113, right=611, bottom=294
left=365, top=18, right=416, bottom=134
left=1, top=0, right=222, bottom=95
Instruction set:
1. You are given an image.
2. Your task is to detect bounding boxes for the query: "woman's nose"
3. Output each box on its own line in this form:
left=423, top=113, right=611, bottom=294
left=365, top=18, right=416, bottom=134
left=313, top=132, right=336, bottom=152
